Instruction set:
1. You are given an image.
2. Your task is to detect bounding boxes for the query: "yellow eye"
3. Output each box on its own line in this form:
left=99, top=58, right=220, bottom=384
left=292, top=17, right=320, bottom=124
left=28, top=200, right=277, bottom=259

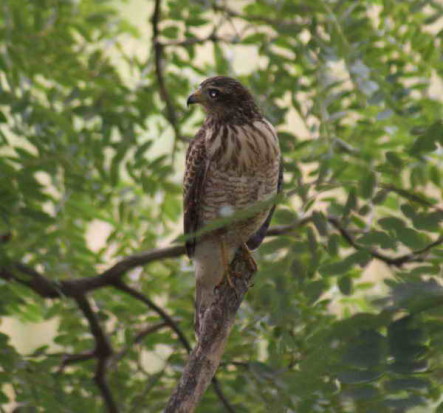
left=208, top=89, right=219, bottom=98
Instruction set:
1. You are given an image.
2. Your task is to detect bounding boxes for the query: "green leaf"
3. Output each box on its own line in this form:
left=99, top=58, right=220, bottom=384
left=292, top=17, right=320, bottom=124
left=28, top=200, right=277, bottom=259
left=385, top=378, right=430, bottom=392
left=213, top=43, right=229, bottom=74
left=396, top=227, right=427, bottom=249
left=359, top=171, right=376, bottom=199
left=319, top=260, right=352, bottom=276
left=312, top=211, right=328, bottom=236
left=409, top=120, right=443, bottom=155
left=385, top=151, right=403, bottom=167
left=342, top=187, right=358, bottom=217
left=338, top=276, right=352, bottom=295
left=357, top=231, right=396, bottom=249
left=162, top=26, right=179, bottom=39
left=378, top=216, right=406, bottom=232
left=338, top=369, right=383, bottom=384
left=412, top=211, right=443, bottom=232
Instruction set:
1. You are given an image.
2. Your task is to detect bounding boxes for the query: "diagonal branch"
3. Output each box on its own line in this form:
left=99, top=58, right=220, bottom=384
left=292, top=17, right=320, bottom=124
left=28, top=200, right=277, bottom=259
left=1, top=215, right=442, bottom=412
left=113, top=281, right=192, bottom=353
left=165, top=250, right=254, bottom=412
left=111, top=321, right=169, bottom=365
left=74, top=295, right=118, bottom=413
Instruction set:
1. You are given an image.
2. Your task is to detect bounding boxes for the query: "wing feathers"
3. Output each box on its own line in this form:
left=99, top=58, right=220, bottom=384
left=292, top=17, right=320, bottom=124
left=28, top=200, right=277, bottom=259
left=183, top=129, right=207, bottom=257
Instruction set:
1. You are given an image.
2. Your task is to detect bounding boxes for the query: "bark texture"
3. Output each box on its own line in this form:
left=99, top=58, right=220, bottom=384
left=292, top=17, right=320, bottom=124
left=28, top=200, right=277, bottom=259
left=165, top=251, right=255, bottom=412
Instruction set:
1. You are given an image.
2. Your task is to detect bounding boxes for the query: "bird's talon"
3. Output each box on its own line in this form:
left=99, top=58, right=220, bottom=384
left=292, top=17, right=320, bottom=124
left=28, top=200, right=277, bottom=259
left=240, top=244, right=258, bottom=272
left=226, top=270, right=235, bottom=288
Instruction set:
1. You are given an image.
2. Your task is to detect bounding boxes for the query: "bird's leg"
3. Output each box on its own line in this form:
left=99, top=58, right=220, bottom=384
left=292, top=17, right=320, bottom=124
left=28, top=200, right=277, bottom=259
left=239, top=243, right=257, bottom=273
left=219, top=237, right=235, bottom=288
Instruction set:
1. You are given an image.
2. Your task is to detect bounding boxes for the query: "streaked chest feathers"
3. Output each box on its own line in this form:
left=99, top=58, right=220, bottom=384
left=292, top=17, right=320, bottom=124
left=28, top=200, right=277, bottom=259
left=200, top=119, right=280, bottom=225
left=206, top=119, right=280, bottom=173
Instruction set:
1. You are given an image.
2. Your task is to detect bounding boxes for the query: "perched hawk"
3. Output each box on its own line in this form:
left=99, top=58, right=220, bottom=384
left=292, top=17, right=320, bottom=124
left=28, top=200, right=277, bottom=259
left=184, top=76, right=282, bottom=336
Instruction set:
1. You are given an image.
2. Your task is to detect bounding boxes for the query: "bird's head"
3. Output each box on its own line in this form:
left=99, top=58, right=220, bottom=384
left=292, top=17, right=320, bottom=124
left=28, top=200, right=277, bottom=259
left=187, top=76, right=260, bottom=122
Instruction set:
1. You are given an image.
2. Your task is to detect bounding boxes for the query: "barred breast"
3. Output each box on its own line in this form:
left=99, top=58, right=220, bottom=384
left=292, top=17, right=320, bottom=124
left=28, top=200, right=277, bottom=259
left=200, top=119, right=280, bottom=245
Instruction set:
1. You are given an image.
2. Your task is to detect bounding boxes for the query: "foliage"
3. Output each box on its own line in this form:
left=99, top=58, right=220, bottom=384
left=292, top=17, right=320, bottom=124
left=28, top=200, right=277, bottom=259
left=0, top=0, right=442, bottom=411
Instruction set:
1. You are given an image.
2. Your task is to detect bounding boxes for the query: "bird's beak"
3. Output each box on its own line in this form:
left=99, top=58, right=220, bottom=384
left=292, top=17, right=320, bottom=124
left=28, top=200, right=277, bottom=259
left=187, top=89, right=202, bottom=107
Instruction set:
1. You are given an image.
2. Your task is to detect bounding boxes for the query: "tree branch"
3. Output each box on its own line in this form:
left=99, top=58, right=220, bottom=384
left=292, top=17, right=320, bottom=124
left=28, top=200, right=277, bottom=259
left=0, top=245, right=185, bottom=298
left=113, top=281, right=192, bottom=353
left=1, top=216, right=442, bottom=412
left=2, top=216, right=442, bottom=302
left=111, top=321, right=169, bottom=365
left=58, top=351, right=95, bottom=372
left=327, top=216, right=443, bottom=267
left=380, top=183, right=443, bottom=213
left=165, top=250, right=254, bottom=412
left=74, top=295, right=118, bottom=413
left=151, top=0, right=185, bottom=143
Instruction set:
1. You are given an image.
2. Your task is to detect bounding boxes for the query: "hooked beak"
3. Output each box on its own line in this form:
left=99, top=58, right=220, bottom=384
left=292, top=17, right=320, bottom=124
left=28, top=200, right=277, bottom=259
left=187, top=89, right=202, bottom=107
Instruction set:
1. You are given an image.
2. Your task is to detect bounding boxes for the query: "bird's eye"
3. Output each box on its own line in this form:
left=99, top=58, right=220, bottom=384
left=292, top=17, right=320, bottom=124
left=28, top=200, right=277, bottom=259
left=208, top=89, right=219, bottom=99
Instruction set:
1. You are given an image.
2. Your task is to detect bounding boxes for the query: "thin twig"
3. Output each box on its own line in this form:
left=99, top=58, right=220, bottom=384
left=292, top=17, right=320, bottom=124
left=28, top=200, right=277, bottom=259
left=58, top=351, right=95, bottom=372
left=113, top=281, right=192, bottom=352
left=151, top=0, right=185, bottom=144
left=380, top=183, right=443, bottom=212
left=211, top=377, right=236, bottom=413
left=111, top=321, right=169, bottom=365
left=327, top=216, right=443, bottom=267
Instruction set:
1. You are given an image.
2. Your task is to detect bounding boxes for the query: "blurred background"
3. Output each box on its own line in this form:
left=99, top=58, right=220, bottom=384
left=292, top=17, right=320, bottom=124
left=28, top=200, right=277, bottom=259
left=0, top=0, right=442, bottom=411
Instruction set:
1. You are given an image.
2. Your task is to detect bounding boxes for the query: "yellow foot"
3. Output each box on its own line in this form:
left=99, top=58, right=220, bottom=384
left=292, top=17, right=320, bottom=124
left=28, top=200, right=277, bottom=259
left=218, top=237, right=236, bottom=288
left=224, top=269, right=235, bottom=288
left=215, top=268, right=239, bottom=299
left=240, top=244, right=258, bottom=273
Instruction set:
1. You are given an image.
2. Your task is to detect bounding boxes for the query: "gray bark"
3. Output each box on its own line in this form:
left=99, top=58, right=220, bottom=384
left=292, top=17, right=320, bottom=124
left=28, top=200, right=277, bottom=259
left=165, top=251, right=255, bottom=412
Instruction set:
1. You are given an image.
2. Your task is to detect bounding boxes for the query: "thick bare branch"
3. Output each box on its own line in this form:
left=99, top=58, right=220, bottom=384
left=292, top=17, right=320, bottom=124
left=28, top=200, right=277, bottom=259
left=165, top=251, right=254, bottom=412
left=0, top=245, right=185, bottom=298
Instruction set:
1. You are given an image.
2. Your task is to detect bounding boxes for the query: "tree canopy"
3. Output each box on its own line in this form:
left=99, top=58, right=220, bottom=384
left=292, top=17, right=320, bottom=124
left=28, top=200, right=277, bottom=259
left=0, top=0, right=442, bottom=411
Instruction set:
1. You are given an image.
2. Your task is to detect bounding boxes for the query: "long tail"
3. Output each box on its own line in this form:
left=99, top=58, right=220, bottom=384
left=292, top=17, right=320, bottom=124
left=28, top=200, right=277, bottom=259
left=193, top=238, right=228, bottom=338
left=195, top=279, right=216, bottom=338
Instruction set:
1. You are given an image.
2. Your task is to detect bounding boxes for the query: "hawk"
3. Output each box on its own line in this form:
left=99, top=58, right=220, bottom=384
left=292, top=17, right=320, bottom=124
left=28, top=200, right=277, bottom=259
left=184, top=76, right=282, bottom=336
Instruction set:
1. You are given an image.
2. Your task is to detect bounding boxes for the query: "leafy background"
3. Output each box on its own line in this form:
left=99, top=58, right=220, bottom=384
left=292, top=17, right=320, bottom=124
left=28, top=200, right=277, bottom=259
left=0, top=0, right=442, bottom=411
